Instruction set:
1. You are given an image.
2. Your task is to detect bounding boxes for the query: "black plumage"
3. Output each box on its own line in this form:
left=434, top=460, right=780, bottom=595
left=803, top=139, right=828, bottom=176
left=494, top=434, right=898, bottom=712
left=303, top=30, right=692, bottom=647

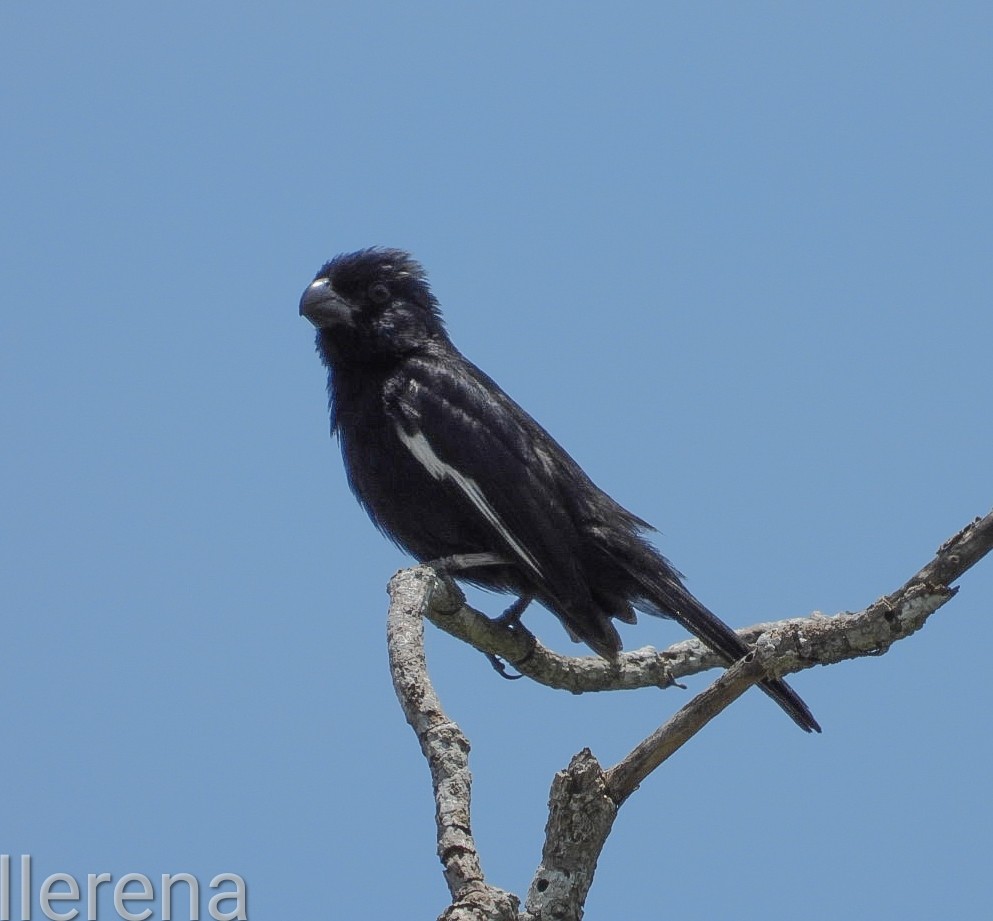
left=300, top=248, right=820, bottom=733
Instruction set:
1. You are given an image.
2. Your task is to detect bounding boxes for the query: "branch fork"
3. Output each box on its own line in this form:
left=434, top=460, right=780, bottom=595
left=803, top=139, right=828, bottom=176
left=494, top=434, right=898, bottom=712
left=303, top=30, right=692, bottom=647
left=386, top=509, right=993, bottom=920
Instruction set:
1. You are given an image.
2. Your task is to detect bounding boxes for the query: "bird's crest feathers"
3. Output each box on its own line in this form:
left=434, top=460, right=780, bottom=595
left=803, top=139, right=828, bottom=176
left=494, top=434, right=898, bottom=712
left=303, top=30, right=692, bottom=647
left=315, top=247, right=444, bottom=327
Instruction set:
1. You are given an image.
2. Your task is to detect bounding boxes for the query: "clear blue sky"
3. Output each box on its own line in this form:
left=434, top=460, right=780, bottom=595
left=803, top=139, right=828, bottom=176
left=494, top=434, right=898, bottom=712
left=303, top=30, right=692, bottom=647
left=3, top=4, right=991, bottom=919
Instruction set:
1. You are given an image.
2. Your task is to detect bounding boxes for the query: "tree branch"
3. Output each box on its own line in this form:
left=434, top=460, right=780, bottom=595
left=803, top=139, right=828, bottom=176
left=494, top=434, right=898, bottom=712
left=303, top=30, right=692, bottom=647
left=385, top=508, right=993, bottom=919
left=519, top=654, right=771, bottom=918
left=414, top=508, right=993, bottom=688
left=603, top=650, right=770, bottom=802
left=386, top=567, right=520, bottom=921
left=522, top=749, right=616, bottom=920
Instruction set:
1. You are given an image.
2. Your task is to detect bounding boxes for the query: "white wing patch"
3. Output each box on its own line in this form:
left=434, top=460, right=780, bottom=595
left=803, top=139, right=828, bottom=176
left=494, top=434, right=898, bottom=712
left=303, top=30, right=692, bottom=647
left=394, top=424, right=544, bottom=580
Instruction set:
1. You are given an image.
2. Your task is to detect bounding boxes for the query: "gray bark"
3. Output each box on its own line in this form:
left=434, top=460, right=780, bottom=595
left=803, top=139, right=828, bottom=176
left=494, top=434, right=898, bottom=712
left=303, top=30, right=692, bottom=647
left=385, top=508, right=993, bottom=920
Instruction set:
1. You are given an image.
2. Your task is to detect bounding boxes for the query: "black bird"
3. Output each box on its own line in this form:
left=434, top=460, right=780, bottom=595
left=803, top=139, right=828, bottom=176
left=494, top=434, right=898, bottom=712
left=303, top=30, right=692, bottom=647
left=300, top=248, right=820, bottom=733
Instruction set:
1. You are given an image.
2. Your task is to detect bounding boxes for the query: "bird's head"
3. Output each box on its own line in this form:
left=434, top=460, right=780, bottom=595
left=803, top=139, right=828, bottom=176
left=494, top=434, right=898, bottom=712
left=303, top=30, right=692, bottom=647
left=300, top=248, right=447, bottom=367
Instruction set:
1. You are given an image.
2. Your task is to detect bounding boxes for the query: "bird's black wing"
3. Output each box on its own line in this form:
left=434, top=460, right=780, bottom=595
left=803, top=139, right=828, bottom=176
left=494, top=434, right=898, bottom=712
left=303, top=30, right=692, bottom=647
left=383, top=349, right=623, bottom=653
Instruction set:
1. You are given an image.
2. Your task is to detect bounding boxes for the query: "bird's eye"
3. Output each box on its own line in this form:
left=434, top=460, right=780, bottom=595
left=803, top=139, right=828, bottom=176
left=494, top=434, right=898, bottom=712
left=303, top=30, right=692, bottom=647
left=368, top=282, right=390, bottom=304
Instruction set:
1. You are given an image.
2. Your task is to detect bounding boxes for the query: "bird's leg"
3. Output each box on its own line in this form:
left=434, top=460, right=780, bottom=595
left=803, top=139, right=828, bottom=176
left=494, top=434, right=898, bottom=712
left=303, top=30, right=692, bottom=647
left=496, top=594, right=532, bottom=626
left=424, top=555, right=534, bottom=679
left=485, top=595, right=536, bottom=680
left=426, top=552, right=510, bottom=574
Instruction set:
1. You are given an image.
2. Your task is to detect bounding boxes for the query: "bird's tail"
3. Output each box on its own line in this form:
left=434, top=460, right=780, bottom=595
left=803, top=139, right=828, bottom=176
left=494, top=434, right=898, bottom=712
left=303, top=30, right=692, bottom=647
left=616, top=548, right=821, bottom=733
left=667, top=591, right=820, bottom=733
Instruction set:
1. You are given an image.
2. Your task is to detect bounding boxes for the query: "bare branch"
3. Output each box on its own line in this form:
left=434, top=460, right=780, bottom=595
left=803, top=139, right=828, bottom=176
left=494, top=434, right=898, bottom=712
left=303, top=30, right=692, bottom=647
left=414, top=507, right=993, bottom=689
left=386, top=567, right=519, bottom=921
left=385, top=508, right=993, bottom=919
left=523, top=749, right=617, bottom=921
left=514, top=654, right=768, bottom=918
left=403, top=578, right=684, bottom=691
left=603, top=651, right=769, bottom=802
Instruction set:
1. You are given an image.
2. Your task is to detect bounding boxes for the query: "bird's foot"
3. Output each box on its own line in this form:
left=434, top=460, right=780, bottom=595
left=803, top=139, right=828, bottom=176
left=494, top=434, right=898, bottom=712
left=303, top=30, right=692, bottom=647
left=484, top=596, right=537, bottom=679
left=486, top=653, right=524, bottom=680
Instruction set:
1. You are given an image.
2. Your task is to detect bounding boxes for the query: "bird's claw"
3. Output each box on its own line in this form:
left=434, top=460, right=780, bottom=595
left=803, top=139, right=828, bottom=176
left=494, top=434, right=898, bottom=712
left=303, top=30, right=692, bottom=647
left=486, top=653, right=525, bottom=680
